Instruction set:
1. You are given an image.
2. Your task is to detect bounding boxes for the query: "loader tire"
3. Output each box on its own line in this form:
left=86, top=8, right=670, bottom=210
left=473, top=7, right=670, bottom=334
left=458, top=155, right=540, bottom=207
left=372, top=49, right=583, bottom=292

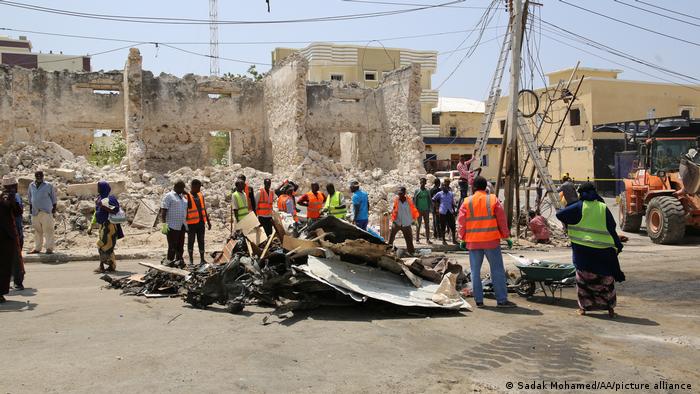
left=619, top=192, right=642, bottom=232
left=646, top=196, right=686, bottom=244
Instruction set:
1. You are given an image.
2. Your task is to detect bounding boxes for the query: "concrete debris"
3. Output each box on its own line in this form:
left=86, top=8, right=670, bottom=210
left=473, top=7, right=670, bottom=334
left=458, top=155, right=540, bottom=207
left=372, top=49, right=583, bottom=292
left=101, top=216, right=470, bottom=315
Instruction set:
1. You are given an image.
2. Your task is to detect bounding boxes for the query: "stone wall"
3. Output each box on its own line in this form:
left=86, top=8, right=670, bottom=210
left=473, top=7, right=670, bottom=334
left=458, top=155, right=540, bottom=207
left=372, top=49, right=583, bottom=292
left=0, top=48, right=424, bottom=176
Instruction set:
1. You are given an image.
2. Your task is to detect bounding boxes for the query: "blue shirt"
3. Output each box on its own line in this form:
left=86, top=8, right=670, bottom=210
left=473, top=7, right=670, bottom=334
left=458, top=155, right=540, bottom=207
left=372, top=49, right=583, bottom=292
left=161, top=191, right=188, bottom=230
left=432, top=190, right=455, bottom=214
left=28, top=181, right=57, bottom=216
left=351, top=189, right=369, bottom=221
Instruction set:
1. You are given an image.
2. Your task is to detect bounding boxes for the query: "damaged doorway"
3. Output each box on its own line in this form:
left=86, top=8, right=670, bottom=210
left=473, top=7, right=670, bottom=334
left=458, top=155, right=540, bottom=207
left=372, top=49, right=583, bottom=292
left=90, top=129, right=126, bottom=166
left=209, top=130, right=231, bottom=166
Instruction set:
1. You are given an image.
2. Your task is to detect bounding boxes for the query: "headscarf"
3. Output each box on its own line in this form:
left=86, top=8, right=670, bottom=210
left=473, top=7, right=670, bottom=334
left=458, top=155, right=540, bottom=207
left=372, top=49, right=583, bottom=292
left=578, top=181, right=604, bottom=202
left=97, top=180, right=111, bottom=199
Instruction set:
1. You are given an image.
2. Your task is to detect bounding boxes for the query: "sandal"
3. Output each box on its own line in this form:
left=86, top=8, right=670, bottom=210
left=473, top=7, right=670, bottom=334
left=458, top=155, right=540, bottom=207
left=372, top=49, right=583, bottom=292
left=576, top=308, right=586, bottom=316
left=608, top=308, right=616, bottom=318
left=93, top=267, right=105, bottom=273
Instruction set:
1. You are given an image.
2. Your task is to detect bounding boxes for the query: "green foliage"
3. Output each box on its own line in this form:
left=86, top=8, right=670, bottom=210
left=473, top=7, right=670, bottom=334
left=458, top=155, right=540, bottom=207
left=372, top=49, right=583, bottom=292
left=89, top=134, right=127, bottom=166
left=209, top=131, right=230, bottom=166
left=222, top=65, right=266, bottom=82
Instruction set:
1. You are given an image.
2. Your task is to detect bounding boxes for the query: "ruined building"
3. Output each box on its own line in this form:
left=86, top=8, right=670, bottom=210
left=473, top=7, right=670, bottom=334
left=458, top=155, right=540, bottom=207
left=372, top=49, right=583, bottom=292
left=0, top=48, right=425, bottom=176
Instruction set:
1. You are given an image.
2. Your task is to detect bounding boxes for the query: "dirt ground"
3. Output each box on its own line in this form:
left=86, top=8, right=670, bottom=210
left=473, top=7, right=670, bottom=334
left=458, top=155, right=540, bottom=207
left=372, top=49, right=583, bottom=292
left=3, top=217, right=700, bottom=394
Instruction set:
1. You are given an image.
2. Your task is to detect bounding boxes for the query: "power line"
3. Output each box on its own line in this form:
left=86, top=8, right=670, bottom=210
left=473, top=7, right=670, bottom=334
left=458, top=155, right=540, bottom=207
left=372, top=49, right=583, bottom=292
left=539, top=31, right=700, bottom=92
left=612, top=0, right=700, bottom=28
left=0, top=0, right=464, bottom=25
left=539, top=19, right=700, bottom=83
left=437, top=33, right=504, bottom=55
left=2, top=43, right=141, bottom=68
left=159, top=43, right=272, bottom=66
left=634, top=0, right=700, bottom=21
left=0, top=25, right=506, bottom=46
left=341, top=0, right=492, bottom=9
left=559, top=0, right=700, bottom=48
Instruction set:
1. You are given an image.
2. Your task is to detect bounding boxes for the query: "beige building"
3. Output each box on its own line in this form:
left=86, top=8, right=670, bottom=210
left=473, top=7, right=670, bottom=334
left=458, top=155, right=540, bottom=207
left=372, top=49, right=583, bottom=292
left=424, top=97, right=502, bottom=179
left=0, top=35, right=90, bottom=72
left=272, top=42, right=438, bottom=133
left=491, top=66, right=700, bottom=193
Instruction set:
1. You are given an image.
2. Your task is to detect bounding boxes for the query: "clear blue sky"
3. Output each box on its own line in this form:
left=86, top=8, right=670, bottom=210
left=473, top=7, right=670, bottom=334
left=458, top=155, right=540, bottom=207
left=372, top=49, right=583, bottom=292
left=2, top=0, right=699, bottom=99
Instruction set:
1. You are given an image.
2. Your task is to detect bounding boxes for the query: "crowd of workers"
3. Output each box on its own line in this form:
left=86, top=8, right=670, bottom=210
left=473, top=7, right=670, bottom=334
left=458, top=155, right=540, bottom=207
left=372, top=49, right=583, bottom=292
left=1, top=161, right=624, bottom=315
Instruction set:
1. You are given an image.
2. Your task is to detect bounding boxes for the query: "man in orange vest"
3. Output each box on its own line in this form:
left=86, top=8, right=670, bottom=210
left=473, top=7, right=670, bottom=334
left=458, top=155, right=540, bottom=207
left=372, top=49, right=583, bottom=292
left=277, top=185, right=298, bottom=222
left=186, top=179, right=211, bottom=265
left=255, top=178, right=275, bottom=236
left=297, top=182, right=326, bottom=225
left=457, top=176, right=515, bottom=308
left=388, top=186, right=419, bottom=255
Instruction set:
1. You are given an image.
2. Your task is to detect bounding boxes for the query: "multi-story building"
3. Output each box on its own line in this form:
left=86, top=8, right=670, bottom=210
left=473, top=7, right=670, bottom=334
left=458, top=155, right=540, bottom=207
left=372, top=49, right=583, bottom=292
left=424, top=97, right=503, bottom=179
left=491, top=66, right=700, bottom=193
left=0, top=35, right=91, bottom=72
left=272, top=42, right=438, bottom=133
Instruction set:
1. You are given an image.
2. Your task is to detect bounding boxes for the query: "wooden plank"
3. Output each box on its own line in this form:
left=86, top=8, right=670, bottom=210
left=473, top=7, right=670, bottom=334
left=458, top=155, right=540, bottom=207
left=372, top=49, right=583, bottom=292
left=260, top=228, right=277, bottom=259
left=139, top=262, right=190, bottom=277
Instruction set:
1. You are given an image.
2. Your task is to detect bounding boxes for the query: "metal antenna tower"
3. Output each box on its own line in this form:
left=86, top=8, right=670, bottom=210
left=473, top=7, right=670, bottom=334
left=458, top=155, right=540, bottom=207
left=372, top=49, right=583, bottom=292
left=209, top=0, right=220, bottom=76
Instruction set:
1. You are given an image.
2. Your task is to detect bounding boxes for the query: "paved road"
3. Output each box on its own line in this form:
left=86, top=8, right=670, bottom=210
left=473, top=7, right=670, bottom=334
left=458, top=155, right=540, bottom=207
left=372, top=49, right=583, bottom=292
left=3, top=235, right=699, bottom=393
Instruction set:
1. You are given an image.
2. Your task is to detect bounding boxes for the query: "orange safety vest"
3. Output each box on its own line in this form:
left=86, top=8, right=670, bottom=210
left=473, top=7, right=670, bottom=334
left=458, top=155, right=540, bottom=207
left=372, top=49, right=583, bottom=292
left=461, top=191, right=500, bottom=243
left=305, top=191, right=325, bottom=219
left=390, top=196, right=419, bottom=223
left=186, top=192, right=208, bottom=225
left=277, top=194, right=298, bottom=222
left=257, top=188, right=274, bottom=217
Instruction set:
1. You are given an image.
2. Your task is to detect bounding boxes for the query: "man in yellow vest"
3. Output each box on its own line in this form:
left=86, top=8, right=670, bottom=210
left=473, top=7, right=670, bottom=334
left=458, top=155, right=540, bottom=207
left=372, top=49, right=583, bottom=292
left=323, top=183, right=347, bottom=220
left=232, top=179, right=250, bottom=224
left=237, top=175, right=256, bottom=214
left=185, top=179, right=211, bottom=265
left=255, top=178, right=275, bottom=236
left=297, top=182, right=326, bottom=225
left=457, top=176, right=515, bottom=308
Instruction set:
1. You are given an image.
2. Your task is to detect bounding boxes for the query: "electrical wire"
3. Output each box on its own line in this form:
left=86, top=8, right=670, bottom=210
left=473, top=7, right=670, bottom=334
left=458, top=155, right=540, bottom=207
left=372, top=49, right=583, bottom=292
left=559, top=0, right=700, bottom=48
left=634, top=0, right=700, bottom=21
left=158, top=44, right=272, bottom=65
left=538, top=19, right=700, bottom=83
left=539, top=31, right=700, bottom=92
left=0, top=0, right=464, bottom=25
left=341, top=0, right=492, bottom=9
left=0, top=25, right=506, bottom=46
left=612, top=0, right=700, bottom=28
left=2, top=43, right=142, bottom=68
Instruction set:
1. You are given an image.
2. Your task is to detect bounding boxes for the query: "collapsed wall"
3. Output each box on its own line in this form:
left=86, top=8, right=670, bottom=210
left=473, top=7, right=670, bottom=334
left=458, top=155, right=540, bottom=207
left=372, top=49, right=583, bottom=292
left=0, top=48, right=424, bottom=176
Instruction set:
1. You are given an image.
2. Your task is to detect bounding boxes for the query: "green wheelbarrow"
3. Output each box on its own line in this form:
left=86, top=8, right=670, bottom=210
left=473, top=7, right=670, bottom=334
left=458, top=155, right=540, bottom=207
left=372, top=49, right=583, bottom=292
left=513, top=261, right=576, bottom=299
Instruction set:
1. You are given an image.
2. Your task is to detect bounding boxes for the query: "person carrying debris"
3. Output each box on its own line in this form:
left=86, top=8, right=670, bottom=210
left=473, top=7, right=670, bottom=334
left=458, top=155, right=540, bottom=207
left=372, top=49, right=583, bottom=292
left=160, top=180, right=189, bottom=264
left=388, top=186, right=419, bottom=255
left=255, top=178, right=275, bottom=236
left=555, top=182, right=625, bottom=318
left=527, top=210, right=551, bottom=244
left=432, top=179, right=458, bottom=245
left=458, top=176, right=516, bottom=308
left=94, top=181, right=124, bottom=273
left=232, top=179, right=251, bottom=223
left=323, top=183, right=347, bottom=220
left=27, top=170, right=57, bottom=254
left=413, top=177, right=432, bottom=244
left=297, top=182, right=325, bottom=225
left=1, top=176, right=23, bottom=301
left=185, top=179, right=212, bottom=265
left=350, top=181, right=369, bottom=230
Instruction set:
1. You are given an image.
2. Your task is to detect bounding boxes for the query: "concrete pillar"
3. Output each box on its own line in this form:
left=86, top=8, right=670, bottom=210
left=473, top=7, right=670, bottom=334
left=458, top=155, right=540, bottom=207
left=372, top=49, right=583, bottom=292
left=123, top=48, right=146, bottom=171
left=339, top=132, right=359, bottom=168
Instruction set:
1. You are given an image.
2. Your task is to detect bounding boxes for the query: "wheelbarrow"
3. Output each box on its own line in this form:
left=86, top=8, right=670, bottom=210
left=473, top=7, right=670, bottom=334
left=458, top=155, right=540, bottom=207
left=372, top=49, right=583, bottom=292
left=513, top=261, right=576, bottom=299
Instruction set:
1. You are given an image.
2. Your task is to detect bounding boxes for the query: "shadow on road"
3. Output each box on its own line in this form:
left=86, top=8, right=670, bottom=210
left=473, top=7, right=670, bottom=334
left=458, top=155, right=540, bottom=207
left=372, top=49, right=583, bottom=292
left=585, top=313, right=659, bottom=326
left=0, top=300, right=37, bottom=312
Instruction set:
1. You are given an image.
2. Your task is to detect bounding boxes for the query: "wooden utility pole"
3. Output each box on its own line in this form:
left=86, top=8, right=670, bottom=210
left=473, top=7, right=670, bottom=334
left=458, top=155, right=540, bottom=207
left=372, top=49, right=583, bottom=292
left=503, top=0, right=525, bottom=231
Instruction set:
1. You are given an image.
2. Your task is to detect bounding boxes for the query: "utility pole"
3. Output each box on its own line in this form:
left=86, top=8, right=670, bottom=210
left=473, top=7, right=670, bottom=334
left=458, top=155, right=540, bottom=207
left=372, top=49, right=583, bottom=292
left=209, top=0, right=220, bottom=77
left=503, top=0, right=525, bottom=231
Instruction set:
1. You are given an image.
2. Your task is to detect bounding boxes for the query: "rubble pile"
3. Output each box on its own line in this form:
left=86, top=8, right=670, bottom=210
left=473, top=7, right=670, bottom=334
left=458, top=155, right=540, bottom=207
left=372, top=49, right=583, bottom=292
left=101, top=215, right=471, bottom=318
